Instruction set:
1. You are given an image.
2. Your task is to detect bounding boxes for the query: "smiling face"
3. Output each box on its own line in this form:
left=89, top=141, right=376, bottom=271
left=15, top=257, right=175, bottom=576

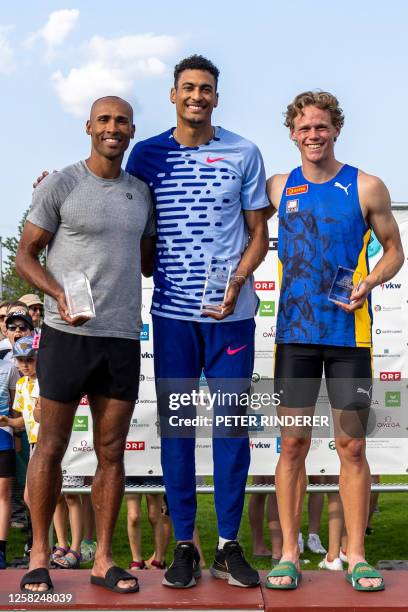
left=171, top=69, right=218, bottom=127
left=291, top=105, right=340, bottom=166
left=86, top=97, right=135, bottom=161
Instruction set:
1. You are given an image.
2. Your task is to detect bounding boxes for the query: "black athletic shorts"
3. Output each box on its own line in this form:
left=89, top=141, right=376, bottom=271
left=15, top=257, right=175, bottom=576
left=0, top=449, right=16, bottom=478
left=274, top=343, right=372, bottom=410
left=37, top=324, right=140, bottom=403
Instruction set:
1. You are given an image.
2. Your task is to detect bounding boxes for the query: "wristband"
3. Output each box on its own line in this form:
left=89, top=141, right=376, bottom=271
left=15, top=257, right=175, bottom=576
left=230, top=274, right=247, bottom=287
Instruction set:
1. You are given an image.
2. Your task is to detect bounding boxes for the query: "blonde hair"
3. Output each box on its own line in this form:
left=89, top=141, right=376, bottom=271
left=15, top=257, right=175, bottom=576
left=285, top=91, right=344, bottom=131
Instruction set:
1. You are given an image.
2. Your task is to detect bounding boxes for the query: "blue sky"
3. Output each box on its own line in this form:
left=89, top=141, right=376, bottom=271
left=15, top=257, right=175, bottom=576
left=1, top=0, right=407, bottom=238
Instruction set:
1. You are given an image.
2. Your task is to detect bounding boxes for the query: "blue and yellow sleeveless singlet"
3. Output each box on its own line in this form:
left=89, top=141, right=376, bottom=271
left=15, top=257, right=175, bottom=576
left=276, top=164, right=372, bottom=348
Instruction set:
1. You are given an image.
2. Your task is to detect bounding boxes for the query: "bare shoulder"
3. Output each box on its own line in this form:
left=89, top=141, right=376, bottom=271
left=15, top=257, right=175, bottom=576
left=266, top=173, right=289, bottom=209
left=357, top=169, right=391, bottom=212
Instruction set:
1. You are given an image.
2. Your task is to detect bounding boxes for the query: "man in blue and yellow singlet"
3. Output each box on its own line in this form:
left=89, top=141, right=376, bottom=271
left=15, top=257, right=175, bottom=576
left=265, top=91, right=404, bottom=591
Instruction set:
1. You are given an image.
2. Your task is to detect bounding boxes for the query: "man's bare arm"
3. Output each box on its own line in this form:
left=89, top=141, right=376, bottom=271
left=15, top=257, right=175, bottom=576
left=205, top=208, right=269, bottom=320
left=362, top=174, right=404, bottom=287
left=141, top=236, right=156, bottom=277
left=336, top=173, right=404, bottom=312
left=16, top=221, right=89, bottom=326
left=265, top=174, right=288, bottom=220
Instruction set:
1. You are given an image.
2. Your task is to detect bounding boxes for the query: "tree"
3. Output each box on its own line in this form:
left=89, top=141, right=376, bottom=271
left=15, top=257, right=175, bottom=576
left=1, top=209, right=46, bottom=301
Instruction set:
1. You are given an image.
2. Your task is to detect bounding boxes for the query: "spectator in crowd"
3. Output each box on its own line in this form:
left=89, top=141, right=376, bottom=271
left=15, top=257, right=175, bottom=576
left=298, top=476, right=328, bottom=556
left=314, top=477, right=345, bottom=571
left=51, top=477, right=83, bottom=569
left=0, top=334, right=39, bottom=559
left=6, top=302, right=30, bottom=316
left=80, top=487, right=97, bottom=563
left=0, top=317, right=20, bottom=568
left=126, top=476, right=166, bottom=570
left=248, top=476, right=282, bottom=563
left=19, top=295, right=43, bottom=332
left=366, top=475, right=380, bottom=535
left=5, top=309, right=34, bottom=529
left=0, top=302, right=12, bottom=355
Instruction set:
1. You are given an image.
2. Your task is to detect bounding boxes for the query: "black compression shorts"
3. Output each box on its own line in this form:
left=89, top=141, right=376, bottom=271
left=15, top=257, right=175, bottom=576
left=274, top=343, right=372, bottom=410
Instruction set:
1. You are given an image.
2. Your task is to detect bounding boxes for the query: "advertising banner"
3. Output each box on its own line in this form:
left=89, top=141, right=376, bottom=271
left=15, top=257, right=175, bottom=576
left=62, top=211, right=408, bottom=476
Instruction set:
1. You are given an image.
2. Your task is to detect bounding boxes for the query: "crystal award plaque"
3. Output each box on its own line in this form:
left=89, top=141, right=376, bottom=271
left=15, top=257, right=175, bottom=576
left=200, top=257, right=233, bottom=313
left=328, top=266, right=362, bottom=304
left=63, top=271, right=95, bottom=319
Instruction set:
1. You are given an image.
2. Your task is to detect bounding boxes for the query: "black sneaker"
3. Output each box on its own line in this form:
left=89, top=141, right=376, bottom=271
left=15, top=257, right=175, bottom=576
left=162, top=542, right=201, bottom=588
left=210, top=541, right=259, bottom=587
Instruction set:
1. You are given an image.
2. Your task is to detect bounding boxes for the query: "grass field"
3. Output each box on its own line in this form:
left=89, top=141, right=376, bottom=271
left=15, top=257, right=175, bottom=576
left=8, top=475, right=408, bottom=571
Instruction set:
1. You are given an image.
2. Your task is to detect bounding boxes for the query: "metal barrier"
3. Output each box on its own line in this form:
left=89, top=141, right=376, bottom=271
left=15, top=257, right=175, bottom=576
left=63, top=482, right=408, bottom=495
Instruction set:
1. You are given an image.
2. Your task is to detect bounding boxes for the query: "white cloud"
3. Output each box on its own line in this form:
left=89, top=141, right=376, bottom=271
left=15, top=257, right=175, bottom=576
left=52, top=33, right=180, bottom=117
left=26, top=9, right=79, bottom=58
left=0, top=26, right=16, bottom=75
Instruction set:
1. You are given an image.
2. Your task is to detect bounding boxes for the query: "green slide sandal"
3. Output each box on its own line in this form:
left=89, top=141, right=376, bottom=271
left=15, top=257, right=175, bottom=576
left=265, top=561, right=301, bottom=590
left=345, top=562, right=385, bottom=591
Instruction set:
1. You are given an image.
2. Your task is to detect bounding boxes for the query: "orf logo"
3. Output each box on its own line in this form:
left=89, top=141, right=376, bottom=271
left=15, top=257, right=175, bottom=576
left=380, top=372, right=401, bottom=381
left=126, top=441, right=145, bottom=451
left=254, top=281, right=275, bottom=290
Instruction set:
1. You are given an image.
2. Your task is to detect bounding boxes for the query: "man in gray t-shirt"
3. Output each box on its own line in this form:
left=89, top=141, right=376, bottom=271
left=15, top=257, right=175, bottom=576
left=16, top=96, right=155, bottom=595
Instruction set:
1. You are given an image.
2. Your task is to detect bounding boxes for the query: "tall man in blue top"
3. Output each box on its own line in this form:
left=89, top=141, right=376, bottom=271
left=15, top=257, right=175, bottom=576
left=126, top=55, right=269, bottom=588
left=265, top=91, right=404, bottom=591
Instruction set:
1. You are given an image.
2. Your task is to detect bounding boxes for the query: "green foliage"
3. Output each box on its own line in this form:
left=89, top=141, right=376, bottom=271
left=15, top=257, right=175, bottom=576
left=1, top=209, right=45, bottom=301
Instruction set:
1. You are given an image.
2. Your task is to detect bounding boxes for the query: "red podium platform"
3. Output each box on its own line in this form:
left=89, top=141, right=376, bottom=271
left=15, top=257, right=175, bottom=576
left=0, top=570, right=406, bottom=611
left=260, top=570, right=408, bottom=612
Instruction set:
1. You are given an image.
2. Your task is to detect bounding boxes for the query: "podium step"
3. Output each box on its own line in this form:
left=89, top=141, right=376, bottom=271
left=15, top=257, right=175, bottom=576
left=0, top=569, right=406, bottom=611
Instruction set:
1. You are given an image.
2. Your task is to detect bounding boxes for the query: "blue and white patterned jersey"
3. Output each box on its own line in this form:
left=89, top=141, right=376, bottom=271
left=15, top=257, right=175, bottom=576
left=126, top=127, right=268, bottom=321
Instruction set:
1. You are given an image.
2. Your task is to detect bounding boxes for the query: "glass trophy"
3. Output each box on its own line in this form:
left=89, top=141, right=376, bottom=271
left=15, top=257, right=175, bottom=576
left=328, top=266, right=362, bottom=304
left=201, top=257, right=233, bottom=313
left=63, top=271, right=95, bottom=318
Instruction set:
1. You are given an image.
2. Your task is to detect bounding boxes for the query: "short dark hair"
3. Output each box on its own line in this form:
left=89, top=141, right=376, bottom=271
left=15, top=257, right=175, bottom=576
left=174, top=55, right=220, bottom=90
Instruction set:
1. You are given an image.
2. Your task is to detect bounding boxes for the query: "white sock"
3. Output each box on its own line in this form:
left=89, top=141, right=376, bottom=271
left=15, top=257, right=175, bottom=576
left=218, top=536, right=232, bottom=549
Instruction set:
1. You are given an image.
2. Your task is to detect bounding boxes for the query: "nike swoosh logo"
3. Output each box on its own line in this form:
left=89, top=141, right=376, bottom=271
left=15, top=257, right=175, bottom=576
left=206, top=156, right=225, bottom=163
left=227, top=344, right=248, bottom=355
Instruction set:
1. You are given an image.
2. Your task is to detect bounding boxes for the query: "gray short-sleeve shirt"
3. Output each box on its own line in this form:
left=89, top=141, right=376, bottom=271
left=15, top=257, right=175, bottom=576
left=27, top=160, right=155, bottom=340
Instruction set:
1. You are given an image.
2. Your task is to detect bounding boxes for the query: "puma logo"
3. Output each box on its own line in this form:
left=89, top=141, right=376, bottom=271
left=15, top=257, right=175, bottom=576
left=334, top=181, right=352, bottom=196
left=357, top=386, right=372, bottom=398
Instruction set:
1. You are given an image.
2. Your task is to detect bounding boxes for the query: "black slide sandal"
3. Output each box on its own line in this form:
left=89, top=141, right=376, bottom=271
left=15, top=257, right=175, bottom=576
left=90, top=566, right=139, bottom=593
left=20, top=568, right=54, bottom=593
